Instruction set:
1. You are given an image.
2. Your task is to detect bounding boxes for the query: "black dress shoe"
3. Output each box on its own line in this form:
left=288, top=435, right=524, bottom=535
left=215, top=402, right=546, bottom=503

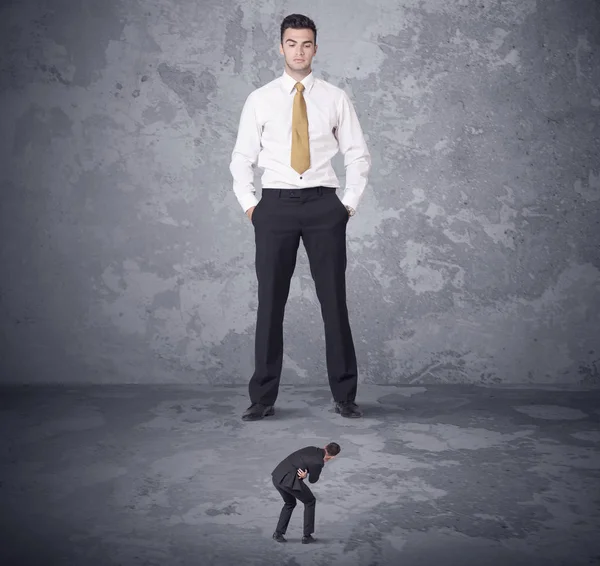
left=302, top=535, right=316, bottom=544
left=273, top=532, right=286, bottom=542
left=242, top=403, right=275, bottom=421
left=334, top=401, right=362, bottom=418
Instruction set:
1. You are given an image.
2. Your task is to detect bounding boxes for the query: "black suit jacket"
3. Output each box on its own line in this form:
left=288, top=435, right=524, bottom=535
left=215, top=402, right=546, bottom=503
left=272, top=446, right=325, bottom=492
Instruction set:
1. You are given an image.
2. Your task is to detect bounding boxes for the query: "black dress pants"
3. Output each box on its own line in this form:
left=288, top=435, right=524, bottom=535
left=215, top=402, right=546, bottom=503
left=249, top=186, right=358, bottom=406
left=273, top=476, right=316, bottom=536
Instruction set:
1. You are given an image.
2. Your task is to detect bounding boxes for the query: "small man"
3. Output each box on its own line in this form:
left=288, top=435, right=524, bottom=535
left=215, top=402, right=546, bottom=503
left=270, top=442, right=341, bottom=543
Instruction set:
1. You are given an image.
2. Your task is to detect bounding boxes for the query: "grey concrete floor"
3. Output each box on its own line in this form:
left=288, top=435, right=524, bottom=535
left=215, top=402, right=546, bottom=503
left=1, top=384, right=600, bottom=566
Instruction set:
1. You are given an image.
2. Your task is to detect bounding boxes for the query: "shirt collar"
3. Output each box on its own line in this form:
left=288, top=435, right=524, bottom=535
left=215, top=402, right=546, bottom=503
left=281, top=71, right=315, bottom=94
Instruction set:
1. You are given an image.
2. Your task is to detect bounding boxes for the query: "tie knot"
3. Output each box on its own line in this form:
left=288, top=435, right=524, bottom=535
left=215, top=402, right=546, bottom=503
left=295, top=82, right=305, bottom=93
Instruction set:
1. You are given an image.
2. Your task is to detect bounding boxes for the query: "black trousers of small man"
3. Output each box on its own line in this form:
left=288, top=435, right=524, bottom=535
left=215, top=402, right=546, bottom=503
left=249, top=186, right=358, bottom=406
left=273, top=477, right=316, bottom=536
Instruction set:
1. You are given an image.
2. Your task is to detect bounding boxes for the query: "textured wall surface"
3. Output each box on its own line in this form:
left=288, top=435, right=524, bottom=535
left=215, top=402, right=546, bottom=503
left=1, top=0, right=599, bottom=385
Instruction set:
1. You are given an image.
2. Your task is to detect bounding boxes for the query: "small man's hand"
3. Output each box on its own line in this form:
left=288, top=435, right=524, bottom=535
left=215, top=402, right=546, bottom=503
left=297, top=468, right=308, bottom=479
left=246, top=206, right=256, bottom=221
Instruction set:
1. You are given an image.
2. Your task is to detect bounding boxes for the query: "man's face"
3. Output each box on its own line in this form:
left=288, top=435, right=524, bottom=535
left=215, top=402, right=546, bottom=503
left=324, top=454, right=335, bottom=462
left=280, top=28, right=317, bottom=73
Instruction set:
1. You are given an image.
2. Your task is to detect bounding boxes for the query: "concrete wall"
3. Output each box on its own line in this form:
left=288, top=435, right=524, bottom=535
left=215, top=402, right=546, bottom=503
left=1, top=0, right=599, bottom=385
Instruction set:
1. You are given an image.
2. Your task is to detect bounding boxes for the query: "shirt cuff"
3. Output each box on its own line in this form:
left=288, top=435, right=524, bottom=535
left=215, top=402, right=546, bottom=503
left=340, top=193, right=360, bottom=211
left=239, top=193, right=259, bottom=213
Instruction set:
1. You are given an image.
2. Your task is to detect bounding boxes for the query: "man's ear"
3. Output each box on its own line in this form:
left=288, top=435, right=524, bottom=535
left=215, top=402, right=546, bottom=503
left=279, top=44, right=284, bottom=55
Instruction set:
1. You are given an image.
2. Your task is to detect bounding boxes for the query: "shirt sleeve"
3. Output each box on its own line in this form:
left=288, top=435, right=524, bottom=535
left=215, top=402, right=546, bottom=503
left=229, top=92, right=262, bottom=212
left=335, top=91, right=371, bottom=211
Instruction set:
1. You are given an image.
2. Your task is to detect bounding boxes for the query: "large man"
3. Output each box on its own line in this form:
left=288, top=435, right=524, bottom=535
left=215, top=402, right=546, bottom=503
left=271, top=442, right=341, bottom=543
left=230, top=14, right=371, bottom=421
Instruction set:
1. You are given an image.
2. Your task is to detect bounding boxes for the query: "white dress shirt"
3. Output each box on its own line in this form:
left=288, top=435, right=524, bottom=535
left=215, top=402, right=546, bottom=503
left=230, top=71, right=371, bottom=213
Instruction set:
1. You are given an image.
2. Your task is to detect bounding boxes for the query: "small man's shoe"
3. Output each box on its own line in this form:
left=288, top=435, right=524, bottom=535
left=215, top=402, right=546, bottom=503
left=242, top=403, right=275, bottom=421
left=273, top=532, right=286, bottom=542
left=334, top=401, right=362, bottom=418
left=302, top=535, right=316, bottom=544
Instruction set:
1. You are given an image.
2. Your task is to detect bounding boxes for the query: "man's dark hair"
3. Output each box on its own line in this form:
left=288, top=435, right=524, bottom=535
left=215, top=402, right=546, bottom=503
left=325, top=442, right=341, bottom=456
left=280, top=13, right=317, bottom=44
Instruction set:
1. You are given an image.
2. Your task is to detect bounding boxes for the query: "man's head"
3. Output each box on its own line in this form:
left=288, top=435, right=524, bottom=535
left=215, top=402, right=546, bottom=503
left=279, top=14, right=318, bottom=76
left=324, top=442, right=341, bottom=462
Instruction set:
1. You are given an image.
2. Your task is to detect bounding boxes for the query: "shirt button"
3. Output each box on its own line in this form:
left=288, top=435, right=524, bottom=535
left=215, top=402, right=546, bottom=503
left=300, top=176, right=303, bottom=179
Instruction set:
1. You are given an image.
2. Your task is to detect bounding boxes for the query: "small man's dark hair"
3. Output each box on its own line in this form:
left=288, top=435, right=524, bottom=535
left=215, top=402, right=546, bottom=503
left=280, top=13, right=317, bottom=44
left=325, top=442, right=341, bottom=457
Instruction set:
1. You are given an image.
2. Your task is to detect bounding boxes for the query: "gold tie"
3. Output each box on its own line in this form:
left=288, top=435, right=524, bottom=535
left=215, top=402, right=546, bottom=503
left=291, top=82, right=310, bottom=174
